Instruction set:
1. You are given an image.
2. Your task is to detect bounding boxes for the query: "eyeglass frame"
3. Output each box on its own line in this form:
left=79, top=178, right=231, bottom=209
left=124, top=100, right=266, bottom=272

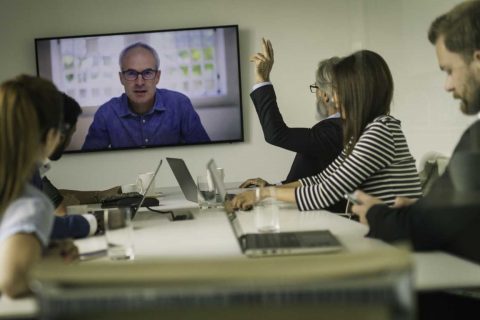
left=309, top=81, right=335, bottom=93
left=121, top=68, right=159, bottom=81
left=309, top=84, right=320, bottom=93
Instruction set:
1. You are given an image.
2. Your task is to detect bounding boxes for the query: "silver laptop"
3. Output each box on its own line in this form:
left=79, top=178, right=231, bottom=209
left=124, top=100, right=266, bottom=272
left=167, top=157, right=237, bottom=204
left=207, top=159, right=343, bottom=257
left=166, top=157, right=198, bottom=202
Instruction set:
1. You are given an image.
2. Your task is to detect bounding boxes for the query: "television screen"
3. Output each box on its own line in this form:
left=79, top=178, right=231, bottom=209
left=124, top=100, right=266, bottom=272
left=35, top=25, right=243, bottom=152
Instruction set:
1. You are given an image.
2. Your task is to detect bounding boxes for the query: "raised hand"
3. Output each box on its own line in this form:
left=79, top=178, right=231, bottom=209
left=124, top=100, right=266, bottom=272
left=250, top=38, right=274, bottom=83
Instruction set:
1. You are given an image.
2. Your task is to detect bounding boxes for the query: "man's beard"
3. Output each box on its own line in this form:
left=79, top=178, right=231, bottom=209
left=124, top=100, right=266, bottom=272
left=459, top=73, right=480, bottom=115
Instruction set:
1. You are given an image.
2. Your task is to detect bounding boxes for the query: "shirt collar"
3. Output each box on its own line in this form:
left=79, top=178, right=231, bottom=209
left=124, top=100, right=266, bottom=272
left=118, top=90, right=167, bottom=117
left=327, top=112, right=341, bottom=119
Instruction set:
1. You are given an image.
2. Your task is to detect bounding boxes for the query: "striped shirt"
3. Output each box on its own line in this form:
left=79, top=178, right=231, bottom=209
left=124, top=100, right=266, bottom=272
left=295, top=115, right=422, bottom=211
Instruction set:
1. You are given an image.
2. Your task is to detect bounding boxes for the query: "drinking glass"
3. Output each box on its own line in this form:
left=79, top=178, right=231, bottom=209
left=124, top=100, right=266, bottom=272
left=254, top=187, right=280, bottom=233
left=104, top=207, right=135, bottom=260
left=197, top=175, right=216, bottom=209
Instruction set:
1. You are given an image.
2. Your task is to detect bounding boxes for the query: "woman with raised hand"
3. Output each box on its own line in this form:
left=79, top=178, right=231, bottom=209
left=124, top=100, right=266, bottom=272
left=0, top=75, right=78, bottom=298
left=244, top=39, right=343, bottom=185
left=233, top=50, right=422, bottom=212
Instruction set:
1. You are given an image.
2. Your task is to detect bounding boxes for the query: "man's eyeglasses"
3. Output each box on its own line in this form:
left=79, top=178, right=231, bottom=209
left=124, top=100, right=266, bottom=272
left=121, top=68, right=158, bottom=81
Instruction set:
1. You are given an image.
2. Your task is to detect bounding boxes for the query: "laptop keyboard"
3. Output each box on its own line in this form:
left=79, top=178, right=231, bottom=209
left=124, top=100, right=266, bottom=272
left=261, top=233, right=299, bottom=248
left=247, top=231, right=340, bottom=249
left=249, top=233, right=300, bottom=248
left=100, top=192, right=143, bottom=203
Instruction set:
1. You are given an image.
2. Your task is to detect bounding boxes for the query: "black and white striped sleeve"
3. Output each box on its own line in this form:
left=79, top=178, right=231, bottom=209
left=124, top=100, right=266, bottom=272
left=295, top=121, right=395, bottom=210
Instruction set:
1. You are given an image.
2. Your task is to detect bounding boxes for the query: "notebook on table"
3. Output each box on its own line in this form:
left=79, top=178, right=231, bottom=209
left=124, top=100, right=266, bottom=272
left=100, top=159, right=162, bottom=219
left=207, top=159, right=343, bottom=257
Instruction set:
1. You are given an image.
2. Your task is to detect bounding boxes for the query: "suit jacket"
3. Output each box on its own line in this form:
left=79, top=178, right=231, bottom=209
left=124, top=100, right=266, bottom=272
left=366, top=120, right=480, bottom=263
left=250, top=84, right=346, bottom=212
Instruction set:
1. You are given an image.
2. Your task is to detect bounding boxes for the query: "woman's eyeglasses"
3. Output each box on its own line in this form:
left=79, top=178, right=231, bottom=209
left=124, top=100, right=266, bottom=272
left=309, top=84, right=320, bottom=93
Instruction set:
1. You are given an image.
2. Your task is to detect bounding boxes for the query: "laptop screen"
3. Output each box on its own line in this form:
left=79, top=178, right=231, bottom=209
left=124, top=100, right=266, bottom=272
left=166, top=157, right=198, bottom=203
left=207, top=159, right=245, bottom=237
left=132, top=159, right=163, bottom=217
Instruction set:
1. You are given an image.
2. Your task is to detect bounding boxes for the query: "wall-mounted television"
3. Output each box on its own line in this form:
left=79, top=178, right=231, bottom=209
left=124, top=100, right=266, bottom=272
left=35, top=25, right=243, bottom=153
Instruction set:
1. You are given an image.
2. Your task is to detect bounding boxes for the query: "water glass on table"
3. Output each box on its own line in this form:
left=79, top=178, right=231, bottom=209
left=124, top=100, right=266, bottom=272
left=104, top=207, right=135, bottom=260
left=197, top=174, right=216, bottom=209
left=254, top=187, right=280, bottom=233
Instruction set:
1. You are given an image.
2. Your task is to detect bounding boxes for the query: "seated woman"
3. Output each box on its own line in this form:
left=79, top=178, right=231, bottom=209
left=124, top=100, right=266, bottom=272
left=0, top=75, right=78, bottom=298
left=233, top=50, right=422, bottom=212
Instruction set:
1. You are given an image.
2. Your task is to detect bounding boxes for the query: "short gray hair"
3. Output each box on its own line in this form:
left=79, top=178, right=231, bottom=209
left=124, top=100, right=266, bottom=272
left=315, top=56, right=340, bottom=96
left=119, top=42, right=160, bottom=70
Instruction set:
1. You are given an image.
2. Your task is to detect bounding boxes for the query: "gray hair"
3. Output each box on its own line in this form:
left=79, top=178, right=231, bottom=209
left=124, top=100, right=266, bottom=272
left=315, top=56, right=340, bottom=97
left=315, top=56, right=340, bottom=119
left=118, top=42, right=160, bottom=70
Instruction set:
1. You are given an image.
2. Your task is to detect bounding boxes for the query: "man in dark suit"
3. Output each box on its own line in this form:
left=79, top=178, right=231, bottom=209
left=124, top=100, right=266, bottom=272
left=352, top=0, right=480, bottom=264
left=243, top=38, right=345, bottom=212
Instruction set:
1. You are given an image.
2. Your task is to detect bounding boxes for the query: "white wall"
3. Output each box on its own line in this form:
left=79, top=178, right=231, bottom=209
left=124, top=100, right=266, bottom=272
left=0, top=0, right=472, bottom=191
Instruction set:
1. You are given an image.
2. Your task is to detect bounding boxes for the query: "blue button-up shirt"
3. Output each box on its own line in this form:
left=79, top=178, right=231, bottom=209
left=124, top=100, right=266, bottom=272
left=82, top=88, right=210, bottom=150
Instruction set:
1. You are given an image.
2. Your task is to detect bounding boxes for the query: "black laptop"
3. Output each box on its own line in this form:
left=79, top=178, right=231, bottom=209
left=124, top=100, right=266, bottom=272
left=207, top=159, right=343, bottom=257
left=101, top=159, right=162, bottom=219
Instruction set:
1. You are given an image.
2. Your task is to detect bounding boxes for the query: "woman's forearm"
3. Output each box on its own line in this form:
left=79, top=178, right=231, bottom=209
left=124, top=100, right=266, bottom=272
left=278, top=180, right=301, bottom=188
left=0, top=234, right=42, bottom=298
left=261, top=186, right=297, bottom=203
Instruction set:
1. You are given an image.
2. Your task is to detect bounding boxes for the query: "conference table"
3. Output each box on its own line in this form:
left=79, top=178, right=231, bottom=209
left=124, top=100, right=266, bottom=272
left=2, top=186, right=480, bottom=318
left=77, top=189, right=390, bottom=260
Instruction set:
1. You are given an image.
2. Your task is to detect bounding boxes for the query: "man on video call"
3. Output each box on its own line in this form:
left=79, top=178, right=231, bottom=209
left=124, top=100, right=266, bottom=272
left=82, top=42, right=210, bottom=150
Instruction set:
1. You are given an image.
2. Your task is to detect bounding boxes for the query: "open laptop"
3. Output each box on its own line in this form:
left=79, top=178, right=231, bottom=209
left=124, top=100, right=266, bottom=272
left=166, top=157, right=198, bottom=202
left=168, top=157, right=238, bottom=203
left=207, top=159, right=343, bottom=257
left=101, top=159, right=162, bottom=219
left=130, top=159, right=163, bottom=219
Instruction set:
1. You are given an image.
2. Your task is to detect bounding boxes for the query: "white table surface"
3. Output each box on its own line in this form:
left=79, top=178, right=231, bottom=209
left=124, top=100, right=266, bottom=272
left=2, top=187, right=480, bottom=318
